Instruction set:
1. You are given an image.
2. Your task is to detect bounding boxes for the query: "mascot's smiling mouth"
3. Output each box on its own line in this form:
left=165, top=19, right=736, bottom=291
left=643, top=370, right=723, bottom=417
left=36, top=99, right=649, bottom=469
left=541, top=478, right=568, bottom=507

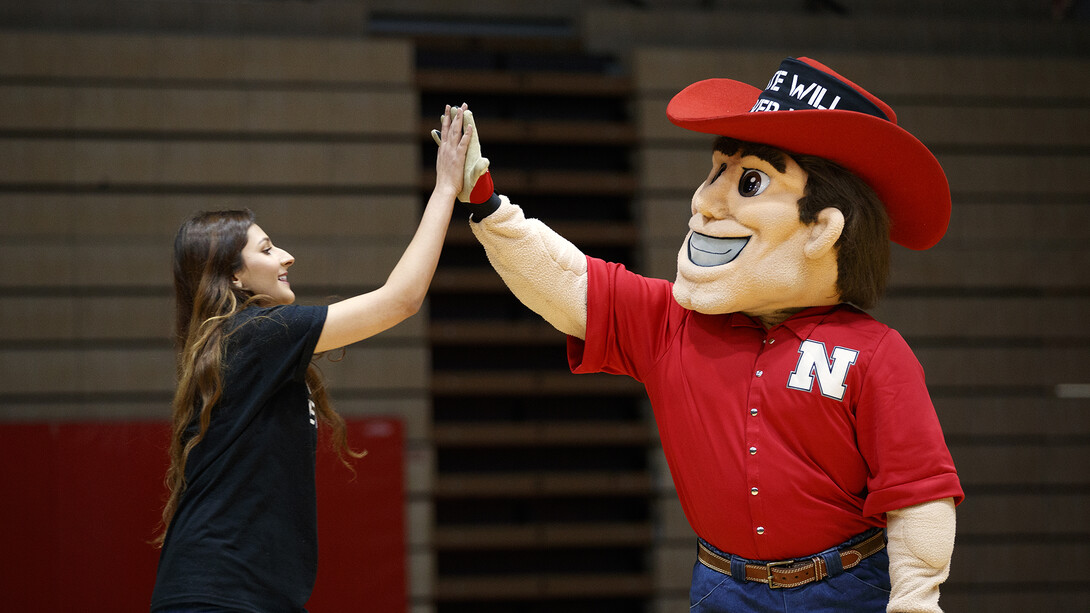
left=688, top=232, right=750, bottom=267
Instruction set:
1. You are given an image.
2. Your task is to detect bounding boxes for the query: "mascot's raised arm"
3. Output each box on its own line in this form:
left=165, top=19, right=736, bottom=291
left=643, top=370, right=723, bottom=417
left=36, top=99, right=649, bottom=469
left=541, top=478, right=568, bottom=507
left=440, top=56, right=964, bottom=613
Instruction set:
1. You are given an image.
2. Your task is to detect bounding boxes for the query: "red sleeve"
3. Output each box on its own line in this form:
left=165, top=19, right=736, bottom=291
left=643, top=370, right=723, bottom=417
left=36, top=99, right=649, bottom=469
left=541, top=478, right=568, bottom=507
left=566, top=256, right=677, bottom=381
left=857, top=329, right=964, bottom=517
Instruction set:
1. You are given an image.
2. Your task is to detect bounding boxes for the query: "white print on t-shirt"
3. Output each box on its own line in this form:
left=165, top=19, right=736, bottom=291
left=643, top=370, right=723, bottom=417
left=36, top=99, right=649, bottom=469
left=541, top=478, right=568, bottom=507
left=305, top=384, right=318, bottom=429
left=786, top=340, right=859, bottom=401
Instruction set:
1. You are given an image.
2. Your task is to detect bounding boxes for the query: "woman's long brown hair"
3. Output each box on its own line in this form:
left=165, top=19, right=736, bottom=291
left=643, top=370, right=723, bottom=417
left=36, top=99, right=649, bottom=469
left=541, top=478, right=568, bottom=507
left=156, top=209, right=360, bottom=546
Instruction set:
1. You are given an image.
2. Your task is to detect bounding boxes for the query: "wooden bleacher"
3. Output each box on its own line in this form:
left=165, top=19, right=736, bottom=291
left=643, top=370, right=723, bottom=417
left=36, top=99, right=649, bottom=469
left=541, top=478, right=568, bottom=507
left=409, top=24, right=657, bottom=609
left=1, top=1, right=1088, bottom=611
left=0, top=29, right=433, bottom=607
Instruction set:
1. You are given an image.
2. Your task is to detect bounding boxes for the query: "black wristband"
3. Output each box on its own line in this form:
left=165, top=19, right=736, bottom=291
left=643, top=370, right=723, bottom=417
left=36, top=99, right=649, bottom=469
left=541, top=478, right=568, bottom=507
left=466, top=192, right=502, bottom=222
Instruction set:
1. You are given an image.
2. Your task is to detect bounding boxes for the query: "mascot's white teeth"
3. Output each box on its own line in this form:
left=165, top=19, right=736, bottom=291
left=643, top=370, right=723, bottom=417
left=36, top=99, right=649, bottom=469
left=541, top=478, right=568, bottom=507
left=688, top=232, right=750, bottom=267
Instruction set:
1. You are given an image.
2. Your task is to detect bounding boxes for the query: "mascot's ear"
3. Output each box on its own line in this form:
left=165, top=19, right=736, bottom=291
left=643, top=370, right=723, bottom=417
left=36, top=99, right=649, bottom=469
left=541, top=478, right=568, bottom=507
left=804, top=207, right=845, bottom=260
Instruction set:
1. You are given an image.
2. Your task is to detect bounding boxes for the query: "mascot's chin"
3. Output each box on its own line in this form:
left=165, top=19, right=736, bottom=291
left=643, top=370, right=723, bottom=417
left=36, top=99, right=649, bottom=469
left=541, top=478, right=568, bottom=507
left=673, top=279, right=728, bottom=314
left=673, top=248, right=740, bottom=315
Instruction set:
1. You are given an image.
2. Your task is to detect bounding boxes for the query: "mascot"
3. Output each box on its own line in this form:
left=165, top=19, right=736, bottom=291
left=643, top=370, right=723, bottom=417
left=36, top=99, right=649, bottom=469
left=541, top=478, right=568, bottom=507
left=438, top=57, right=964, bottom=612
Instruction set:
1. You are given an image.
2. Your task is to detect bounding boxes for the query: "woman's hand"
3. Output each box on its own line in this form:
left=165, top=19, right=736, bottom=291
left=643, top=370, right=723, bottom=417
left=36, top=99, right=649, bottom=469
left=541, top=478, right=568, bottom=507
left=434, top=103, right=472, bottom=198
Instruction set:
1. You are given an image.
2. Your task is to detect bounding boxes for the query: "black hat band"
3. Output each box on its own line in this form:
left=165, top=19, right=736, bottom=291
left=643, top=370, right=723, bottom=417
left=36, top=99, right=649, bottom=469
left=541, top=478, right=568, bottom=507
left=750, top=58, right=889, bottom=121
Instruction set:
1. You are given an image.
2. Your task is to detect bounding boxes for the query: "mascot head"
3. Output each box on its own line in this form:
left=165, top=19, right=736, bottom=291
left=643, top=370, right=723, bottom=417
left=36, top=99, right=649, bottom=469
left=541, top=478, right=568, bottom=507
left=665, top=57, right=950, bottom=323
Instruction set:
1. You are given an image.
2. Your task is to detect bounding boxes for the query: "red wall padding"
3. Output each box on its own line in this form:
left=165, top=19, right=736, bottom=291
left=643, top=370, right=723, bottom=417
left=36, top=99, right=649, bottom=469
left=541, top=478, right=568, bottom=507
left=0, top=419, right=405, bottom=612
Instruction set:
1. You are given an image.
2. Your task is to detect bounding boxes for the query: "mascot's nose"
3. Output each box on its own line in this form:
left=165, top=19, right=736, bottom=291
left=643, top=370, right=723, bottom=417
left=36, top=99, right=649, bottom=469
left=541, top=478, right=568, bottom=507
left=693, top=183, right=732, bottom=221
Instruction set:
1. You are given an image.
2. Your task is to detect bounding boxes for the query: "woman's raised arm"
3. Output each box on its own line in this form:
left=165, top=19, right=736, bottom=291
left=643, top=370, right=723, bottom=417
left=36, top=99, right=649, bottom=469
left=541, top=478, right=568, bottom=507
left=314, top=104, right=470, bottom=353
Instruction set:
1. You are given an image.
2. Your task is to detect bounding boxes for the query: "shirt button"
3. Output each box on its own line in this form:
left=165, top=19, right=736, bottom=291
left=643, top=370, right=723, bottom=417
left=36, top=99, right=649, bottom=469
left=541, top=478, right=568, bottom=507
left=755, top=370, right=764, bottom=377
left=768, top=338, right=776, bottom=345
left=750, top=487, right=759, bottom=495
left=750, top=408, right=758, bottom=416
left=756, top=527, right=766, bottom=535
left=749, top=447, right=757, bottom=455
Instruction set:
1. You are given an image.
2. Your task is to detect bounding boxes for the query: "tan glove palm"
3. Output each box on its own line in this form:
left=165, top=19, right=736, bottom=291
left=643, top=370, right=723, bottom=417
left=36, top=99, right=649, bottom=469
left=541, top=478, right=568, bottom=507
left=432, top=108, right=490, bottom=203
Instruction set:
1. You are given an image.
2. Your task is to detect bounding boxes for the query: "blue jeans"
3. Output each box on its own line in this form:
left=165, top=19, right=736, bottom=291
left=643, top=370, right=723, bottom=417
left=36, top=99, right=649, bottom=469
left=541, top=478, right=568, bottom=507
left=690, top=529, right=891, bottom=612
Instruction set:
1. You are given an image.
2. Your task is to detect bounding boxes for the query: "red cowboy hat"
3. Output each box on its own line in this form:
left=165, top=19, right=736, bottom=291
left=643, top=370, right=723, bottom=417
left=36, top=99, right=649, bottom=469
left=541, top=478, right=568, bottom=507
left=667, top=57, right=950, bottom=250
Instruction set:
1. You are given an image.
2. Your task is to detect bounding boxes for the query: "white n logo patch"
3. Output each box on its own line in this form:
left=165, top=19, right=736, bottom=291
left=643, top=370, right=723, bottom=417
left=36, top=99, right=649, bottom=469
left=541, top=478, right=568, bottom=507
left=787, top=340, right=859, bottom=401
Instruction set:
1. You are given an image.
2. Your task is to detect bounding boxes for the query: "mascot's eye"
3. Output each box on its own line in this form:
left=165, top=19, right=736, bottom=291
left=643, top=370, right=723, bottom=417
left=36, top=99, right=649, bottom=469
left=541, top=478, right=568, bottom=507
left=739, top=168, right=770, bottom=197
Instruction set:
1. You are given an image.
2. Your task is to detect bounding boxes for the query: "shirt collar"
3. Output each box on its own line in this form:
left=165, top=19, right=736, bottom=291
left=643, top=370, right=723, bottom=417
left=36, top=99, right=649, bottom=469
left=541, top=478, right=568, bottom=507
left=778, top=305, right=844, bottom=340
left=728, top=304, right=845, bottom=338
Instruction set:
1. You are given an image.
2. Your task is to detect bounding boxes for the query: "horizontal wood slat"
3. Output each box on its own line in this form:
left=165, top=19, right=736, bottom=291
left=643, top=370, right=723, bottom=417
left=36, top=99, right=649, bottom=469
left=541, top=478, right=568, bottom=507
left=0, top=348, right=178, bottom=395
left=0, top=85, right=417, bottom=135
left=436, top=572, right=653, bottom=600
left=950, top=444, right=1090, bottom=487
left=935, top=398, right=1090, bottom=439
left=630, top=49, right=1090, bottom=99
left=959, top=493, right=1090, bottom=535
left=418, top=69, right=631, bottom=96
left=418, top=117, right=637, bottom=145
left=0, top=394, right=429, bottom=423
left=2, top=1, right=373, bottom=38
left=434, top=522, right=653, bottom=549
left=2, top=194, right=422, bottom=238
left=444, top=220, right=638, bottom=247
left=435, top=471, right=652, bottom=497
left=433, top=421, right=651, bottom=446
left=888, top=248, right=1089, bottom=288
left=0, top=32, right=414, bottom=84
left=0, top=296, right=173, bottom=341
left=916, top=347, right=1088, bottom=388
left=0, top=139, right=418, bottom=187
left=870, top=297, right=1090, bottom=339
left=421, top=168, right=637, bottom=195
left=0, top=294, right=425, bottom=342
left=0, top=240, right=410, bottom=289
left=430, top=321, right=562, bottom=345
left=950, top=541, right=1090, bottom=585
left=431, top=371, right=645, bottom=396
left=0, top=346, right=429, bottom=395
left=429, top=268, right=508, bottom=293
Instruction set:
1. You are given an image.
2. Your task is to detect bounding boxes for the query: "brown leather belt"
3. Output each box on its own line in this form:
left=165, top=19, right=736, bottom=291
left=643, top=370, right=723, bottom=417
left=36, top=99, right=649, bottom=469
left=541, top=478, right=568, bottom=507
left=697, top=530, right=886, bottom=590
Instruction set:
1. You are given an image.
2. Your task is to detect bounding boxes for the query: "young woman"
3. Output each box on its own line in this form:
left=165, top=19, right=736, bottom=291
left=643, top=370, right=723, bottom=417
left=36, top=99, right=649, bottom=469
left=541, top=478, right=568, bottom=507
left=151, top=105, right=472, bottom=612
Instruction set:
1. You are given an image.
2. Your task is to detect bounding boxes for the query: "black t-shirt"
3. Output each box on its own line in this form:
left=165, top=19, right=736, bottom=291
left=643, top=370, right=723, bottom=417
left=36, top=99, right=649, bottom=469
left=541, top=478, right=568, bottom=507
left=152, top=304, right=328, bottom=613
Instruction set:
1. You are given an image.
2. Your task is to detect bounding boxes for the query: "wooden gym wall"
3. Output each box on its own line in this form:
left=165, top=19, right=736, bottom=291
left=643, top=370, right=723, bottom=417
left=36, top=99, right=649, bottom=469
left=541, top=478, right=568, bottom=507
left=0, top=30, right=424, bottom=610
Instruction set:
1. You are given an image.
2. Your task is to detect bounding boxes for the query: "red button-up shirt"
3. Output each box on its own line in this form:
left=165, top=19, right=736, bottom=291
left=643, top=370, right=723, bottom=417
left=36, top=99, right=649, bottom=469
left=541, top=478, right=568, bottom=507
left=567, top=257, right=963, bottom=560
